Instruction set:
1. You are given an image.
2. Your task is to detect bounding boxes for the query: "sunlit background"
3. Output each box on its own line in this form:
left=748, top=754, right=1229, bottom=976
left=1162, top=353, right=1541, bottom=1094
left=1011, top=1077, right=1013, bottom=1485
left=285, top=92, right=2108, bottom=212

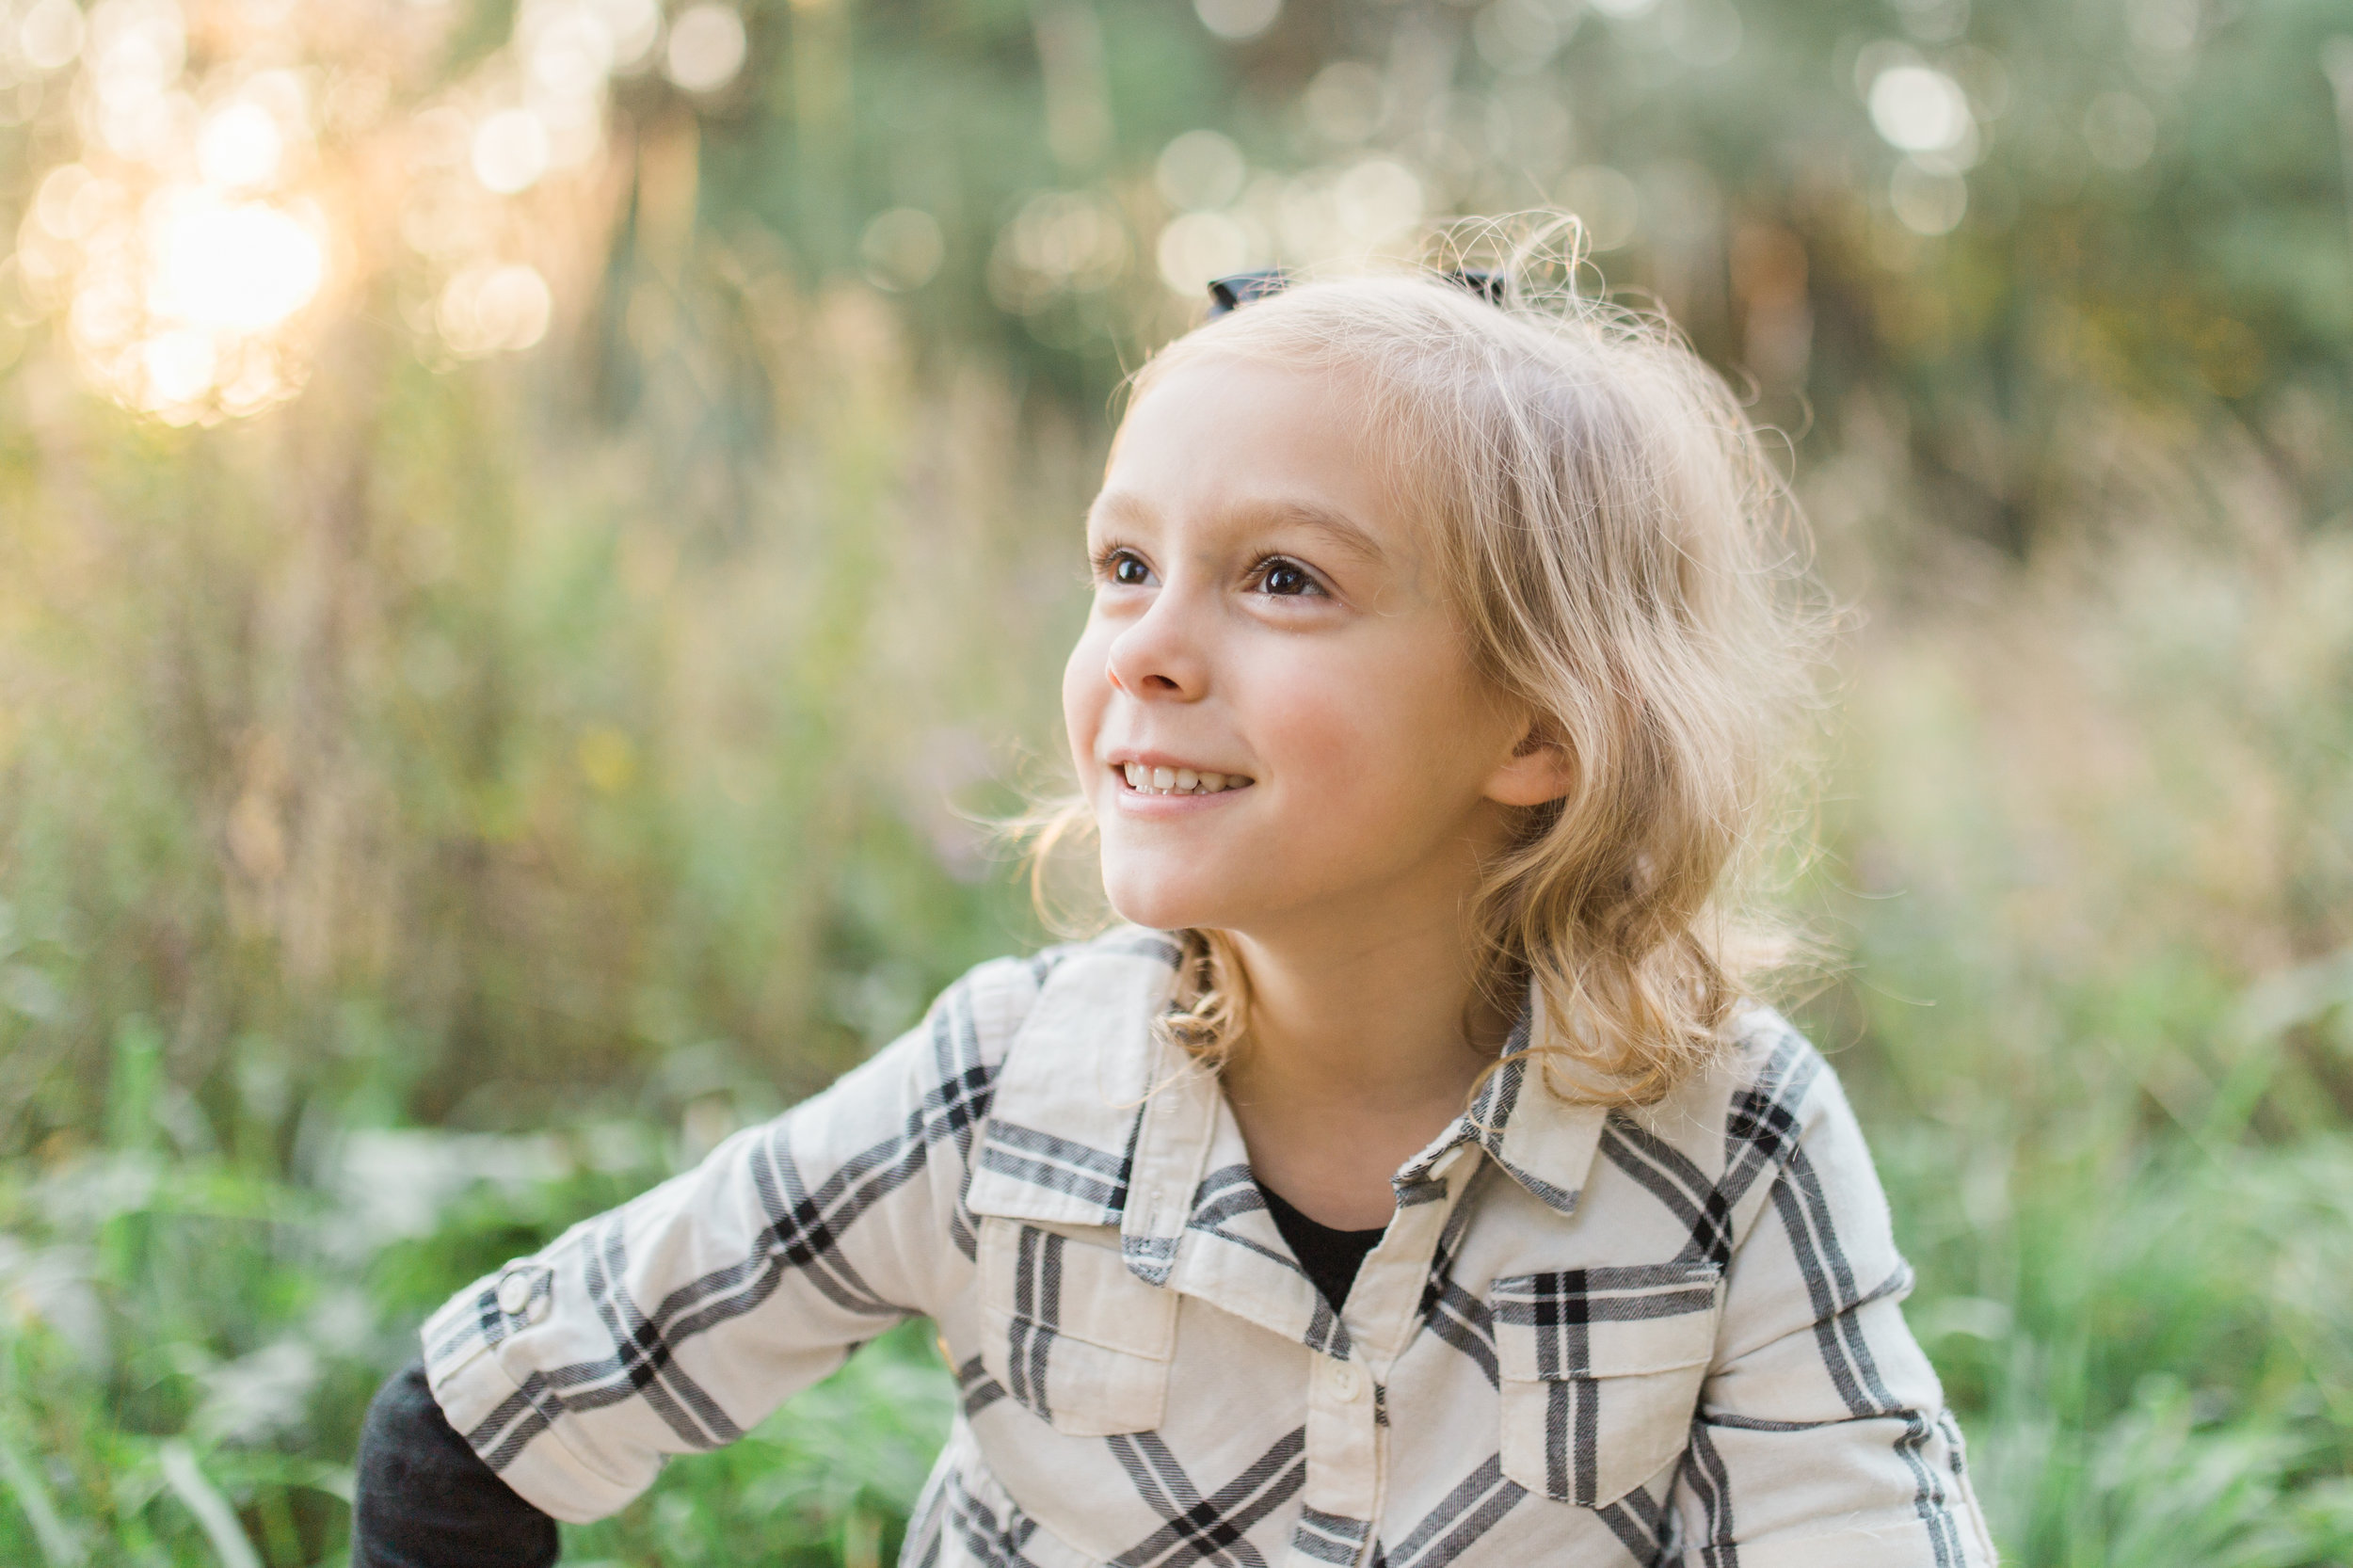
left=3, top=0, right=2352, bottom=1561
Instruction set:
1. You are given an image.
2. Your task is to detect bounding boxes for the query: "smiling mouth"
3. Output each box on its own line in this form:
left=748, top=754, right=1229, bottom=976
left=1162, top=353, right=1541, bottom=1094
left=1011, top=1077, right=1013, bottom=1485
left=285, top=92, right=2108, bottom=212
left=1119, top=762, right=1254, bottom=796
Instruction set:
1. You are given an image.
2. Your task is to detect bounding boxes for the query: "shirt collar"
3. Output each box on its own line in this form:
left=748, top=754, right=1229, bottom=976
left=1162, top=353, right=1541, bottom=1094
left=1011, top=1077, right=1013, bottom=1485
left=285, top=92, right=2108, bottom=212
left=967, top=931, right=1608, bottom=1241
left=962, top=930, right=1186, bottom=1232
left=1393, top=1002, right=1608, bottom=1217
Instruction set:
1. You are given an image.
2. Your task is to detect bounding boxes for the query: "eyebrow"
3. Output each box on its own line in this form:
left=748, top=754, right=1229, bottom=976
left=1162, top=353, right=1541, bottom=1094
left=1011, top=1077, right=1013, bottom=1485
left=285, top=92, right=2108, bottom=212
left=1087, top=491, right=1387, bottom=564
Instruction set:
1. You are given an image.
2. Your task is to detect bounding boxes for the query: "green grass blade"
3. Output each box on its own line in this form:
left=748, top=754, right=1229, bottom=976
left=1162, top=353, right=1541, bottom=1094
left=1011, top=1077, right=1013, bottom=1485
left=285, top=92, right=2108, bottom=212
left=0, top=1430, right=86, bottom=1568
left=158, top=1444, right=263, bottom=1568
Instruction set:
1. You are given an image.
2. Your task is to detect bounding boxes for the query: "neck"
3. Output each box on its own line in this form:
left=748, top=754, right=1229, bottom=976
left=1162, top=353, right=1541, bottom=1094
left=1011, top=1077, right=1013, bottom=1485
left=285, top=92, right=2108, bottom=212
left=1222, top=913, right=1501, bottom=1108
left=1209, top=899, right=1512, bottom=1230
left=1199, top=819, right=1522, bottom=1229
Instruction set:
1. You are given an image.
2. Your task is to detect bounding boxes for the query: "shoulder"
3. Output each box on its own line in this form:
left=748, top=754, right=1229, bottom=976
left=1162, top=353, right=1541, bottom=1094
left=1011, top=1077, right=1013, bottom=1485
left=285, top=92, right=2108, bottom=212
left=1579, top=1009, right=1901, bottom=1275
left=793, top=929, right=1181, bottom=1176
left=925, top=925, right=1183, bottom=1076
left=1610, top=1005, right=1856, bottom=1182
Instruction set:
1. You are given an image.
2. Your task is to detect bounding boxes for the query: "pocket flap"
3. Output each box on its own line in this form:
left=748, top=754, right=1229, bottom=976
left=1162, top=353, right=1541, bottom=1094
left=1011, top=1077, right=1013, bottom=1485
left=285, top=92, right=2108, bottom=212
left=966, top=1117, right=1137, bottom=1228
left=979, top=1217, right=1177, bottom=1361
left=1490, top=1259, right=1722, bottom=1381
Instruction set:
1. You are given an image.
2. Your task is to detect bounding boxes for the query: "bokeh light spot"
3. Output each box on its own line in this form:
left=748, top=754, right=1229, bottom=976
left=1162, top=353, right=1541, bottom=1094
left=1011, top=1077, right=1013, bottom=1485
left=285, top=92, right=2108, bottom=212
left=18, top=0, right=87, bottom=70
left=526, top=8, right=615, bottom=99
left=1157, top=210, right=1250, bottom=296
left=1868, top=65, right=1972, bottom=153
left=472, top=109, right=551, bottom=194
left=1473, top=0, right=1563, bottom=73
left=989, top=191, right=1130, bottom=313
left=197, top=103, right=284, bottom=189
left=437, top=262, right=553, bottom=356
left=1156, top=130, right=1246, bottom=213
left=87, top=0, right=184, bottom=111
left=1194, top=0, right=1279, bottom=43
left=599, top=0, right=662, bottom=67
left=146, top=192, right=326, bottom=332
left=1303, top=61, right=1385, bottom=145
left=664, top=5, right=745, bottom=93
left=1333, top=158, right=1421, bottom=242
left=141, top=328, right=216, bottom=406
left=860, top=208, right=944, bottom=292
left=1890, top=161, right=1967, bottom=235
left=34, top=163, right=97, bottom=238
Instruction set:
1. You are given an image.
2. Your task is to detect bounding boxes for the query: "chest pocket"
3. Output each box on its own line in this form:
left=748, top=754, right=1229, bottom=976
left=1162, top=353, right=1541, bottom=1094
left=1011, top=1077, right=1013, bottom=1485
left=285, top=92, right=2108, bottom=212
left=976, top=1216, right=1176, bottom=1437
left=1489, top=1259, right=1722, bottom=1509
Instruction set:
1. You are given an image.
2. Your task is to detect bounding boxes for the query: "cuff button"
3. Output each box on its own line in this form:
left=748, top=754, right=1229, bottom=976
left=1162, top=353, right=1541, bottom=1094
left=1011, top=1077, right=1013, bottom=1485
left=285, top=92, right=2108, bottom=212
left=495, top=1268, right=542, bottom=1319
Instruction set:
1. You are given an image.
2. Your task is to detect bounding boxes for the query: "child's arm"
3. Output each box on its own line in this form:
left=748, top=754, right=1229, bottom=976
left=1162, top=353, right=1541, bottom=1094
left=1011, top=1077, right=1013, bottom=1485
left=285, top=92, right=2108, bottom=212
left=380, top=955, right=1037, bottom=1529
left=1676, top=1054, right=1999, bottom=1566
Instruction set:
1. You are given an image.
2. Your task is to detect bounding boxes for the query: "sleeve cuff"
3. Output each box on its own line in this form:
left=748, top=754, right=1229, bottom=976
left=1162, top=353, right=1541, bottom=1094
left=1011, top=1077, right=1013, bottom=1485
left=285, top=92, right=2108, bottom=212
left=419, top=1289, right=646, bottom=1526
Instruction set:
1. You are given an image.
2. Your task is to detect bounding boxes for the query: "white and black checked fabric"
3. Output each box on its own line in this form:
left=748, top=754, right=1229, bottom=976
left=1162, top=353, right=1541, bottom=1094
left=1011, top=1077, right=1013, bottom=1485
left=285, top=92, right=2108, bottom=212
left=423, top=929, right=1996, bottom=1567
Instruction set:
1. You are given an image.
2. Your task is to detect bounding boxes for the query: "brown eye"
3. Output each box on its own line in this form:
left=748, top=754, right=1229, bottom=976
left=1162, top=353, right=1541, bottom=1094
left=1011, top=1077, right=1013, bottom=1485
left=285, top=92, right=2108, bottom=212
left=1257, top=559, right=1317, bottom=597
left=1112, top=552, right=1150, bottom=585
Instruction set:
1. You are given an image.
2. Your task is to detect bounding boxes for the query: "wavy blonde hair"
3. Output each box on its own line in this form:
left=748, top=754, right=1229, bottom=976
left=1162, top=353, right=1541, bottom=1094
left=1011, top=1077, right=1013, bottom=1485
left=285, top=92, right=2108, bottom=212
left=1036, top=220, right=1826, bottom=1108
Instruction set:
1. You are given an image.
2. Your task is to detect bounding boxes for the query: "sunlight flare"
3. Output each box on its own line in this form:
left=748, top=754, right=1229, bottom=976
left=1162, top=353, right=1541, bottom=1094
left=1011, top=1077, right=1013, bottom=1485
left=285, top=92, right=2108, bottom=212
left=144, top=190, right=325, bottom=333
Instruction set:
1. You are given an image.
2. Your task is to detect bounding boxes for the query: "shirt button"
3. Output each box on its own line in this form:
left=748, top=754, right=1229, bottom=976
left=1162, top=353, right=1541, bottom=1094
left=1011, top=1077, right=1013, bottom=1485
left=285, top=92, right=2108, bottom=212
left=1327, top=1360, right=1363, bottom=1401
left=496, top=1271, right=536, bottom=1318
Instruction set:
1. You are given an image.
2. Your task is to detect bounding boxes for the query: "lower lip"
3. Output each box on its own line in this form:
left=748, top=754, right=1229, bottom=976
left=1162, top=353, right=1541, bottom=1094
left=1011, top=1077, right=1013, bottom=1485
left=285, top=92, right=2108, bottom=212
left=1112, top=774, right=1253, bottom=813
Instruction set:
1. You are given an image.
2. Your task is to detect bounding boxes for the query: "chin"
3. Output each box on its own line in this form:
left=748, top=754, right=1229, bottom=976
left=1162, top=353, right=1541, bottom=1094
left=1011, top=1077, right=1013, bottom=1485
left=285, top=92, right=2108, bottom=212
left=1100, top=884, right=1206, bottom=935
left=1097, top=860, right=1231, bottom=935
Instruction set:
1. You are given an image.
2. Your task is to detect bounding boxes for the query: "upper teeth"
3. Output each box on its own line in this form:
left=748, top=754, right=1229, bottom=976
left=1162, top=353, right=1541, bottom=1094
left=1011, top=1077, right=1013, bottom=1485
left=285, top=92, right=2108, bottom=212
left=1124, top=762, right=1247, bottom=794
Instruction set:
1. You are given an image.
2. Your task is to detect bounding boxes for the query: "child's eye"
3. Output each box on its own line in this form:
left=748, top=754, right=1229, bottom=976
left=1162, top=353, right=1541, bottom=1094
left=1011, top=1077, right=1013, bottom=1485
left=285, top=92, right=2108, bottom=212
left=1250, top=557, right=1323, bottom=598
left=1094, top=547, right=1155, bottom=587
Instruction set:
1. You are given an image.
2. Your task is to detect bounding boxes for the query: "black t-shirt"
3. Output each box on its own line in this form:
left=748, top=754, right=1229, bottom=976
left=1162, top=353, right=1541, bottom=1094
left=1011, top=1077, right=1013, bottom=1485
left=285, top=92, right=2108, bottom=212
left=1255, top=1180, right=1389, bottom=1309
left=351, top=1360, right=556, bottom=1567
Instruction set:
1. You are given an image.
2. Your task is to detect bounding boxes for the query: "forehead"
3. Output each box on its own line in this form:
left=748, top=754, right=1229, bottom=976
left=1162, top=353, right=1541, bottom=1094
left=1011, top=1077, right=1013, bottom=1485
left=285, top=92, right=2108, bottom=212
left=1096, top=356, right=1398, bottom=538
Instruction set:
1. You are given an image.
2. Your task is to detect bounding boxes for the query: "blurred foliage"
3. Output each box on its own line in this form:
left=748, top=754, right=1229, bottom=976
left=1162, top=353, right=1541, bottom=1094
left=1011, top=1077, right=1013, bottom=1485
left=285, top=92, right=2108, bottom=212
left=3, top=0, right=2353, bottom=1560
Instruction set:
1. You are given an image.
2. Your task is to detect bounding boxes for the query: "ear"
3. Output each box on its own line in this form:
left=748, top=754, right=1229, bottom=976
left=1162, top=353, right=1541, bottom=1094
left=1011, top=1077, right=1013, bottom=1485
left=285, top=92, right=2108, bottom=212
left=1481, top=719, right=1577, bottom=808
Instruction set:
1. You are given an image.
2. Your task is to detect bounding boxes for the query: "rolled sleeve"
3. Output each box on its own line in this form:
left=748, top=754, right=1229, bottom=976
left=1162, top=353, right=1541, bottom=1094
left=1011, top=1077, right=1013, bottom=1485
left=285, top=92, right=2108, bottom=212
left=419, top=957, right=1033, bottom=1522
left=1677, top=1064, right=1998, bottom=1565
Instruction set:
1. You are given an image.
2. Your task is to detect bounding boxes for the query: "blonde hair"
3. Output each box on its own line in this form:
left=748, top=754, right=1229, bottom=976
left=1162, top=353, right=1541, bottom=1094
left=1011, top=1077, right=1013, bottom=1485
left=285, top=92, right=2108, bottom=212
left=1040, top=220, right=1825, bottom=1108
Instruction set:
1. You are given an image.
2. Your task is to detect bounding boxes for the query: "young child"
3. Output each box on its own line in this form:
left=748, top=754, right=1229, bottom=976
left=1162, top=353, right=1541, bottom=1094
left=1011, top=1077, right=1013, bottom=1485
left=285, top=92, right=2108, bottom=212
left=354, top=249, right=1995, bottom=1567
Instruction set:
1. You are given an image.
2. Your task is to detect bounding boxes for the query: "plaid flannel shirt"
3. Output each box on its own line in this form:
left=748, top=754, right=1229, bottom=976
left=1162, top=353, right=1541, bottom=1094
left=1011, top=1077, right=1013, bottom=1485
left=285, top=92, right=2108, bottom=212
left=423, top=928, right=1996, bottom=1568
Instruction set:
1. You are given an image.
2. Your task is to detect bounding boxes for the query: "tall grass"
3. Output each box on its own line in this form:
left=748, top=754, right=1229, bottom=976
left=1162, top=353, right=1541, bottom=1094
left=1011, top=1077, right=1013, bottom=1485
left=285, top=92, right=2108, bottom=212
left=1800, top=399, right=2353, bottom=1564
left=0, top=280, right=1092, bottom=1560
left=2, top=276, right=2349, bottom=1564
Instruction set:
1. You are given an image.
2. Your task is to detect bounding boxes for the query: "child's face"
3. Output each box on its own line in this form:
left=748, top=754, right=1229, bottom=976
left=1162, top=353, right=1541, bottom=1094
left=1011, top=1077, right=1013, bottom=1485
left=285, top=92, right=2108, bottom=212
left=1064, top=356, right=1560, bottom=940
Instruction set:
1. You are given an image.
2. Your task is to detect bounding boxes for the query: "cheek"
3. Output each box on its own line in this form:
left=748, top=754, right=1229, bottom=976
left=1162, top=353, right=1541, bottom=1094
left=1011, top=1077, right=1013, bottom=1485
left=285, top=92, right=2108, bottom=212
left=1257, top=680, right=1366, bottom=778
left=1252, top=648, right=1417, bottom=767
left=1061, top=622, right=1110, bottom=769
left=1256, top=648, right=1494, bottom=813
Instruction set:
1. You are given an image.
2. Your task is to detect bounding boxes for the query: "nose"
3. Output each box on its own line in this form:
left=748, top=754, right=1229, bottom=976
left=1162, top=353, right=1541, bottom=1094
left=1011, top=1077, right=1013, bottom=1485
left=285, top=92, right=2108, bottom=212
left=1104, top=588, right=1209, bottom=702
